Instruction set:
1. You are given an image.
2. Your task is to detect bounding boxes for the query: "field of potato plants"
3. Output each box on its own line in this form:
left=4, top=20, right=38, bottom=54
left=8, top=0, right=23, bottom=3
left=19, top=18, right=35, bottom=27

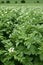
left=0, top=5, right=43, bottom=65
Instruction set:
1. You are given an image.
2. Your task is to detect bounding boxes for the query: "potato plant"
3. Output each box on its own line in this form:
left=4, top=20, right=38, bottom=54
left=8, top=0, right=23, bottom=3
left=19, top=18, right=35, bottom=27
left=0, top=7, right=43, bottom=65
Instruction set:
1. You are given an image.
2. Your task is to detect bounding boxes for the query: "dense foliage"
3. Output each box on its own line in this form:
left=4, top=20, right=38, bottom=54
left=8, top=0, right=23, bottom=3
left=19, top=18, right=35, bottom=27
left=0, top=0, right=43, bottom=3
left=0, top=7, right=43, bottom=65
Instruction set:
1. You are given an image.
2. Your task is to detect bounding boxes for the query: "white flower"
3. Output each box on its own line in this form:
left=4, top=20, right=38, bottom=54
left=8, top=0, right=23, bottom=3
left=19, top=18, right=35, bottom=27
left=8, top=47, right=14, bottom=53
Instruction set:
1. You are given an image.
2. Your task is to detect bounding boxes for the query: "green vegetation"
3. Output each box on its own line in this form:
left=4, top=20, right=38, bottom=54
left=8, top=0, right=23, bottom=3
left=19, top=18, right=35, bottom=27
left=0, top=6, right=43, bottom=65
left=0, top=0, right=43, bottom=4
